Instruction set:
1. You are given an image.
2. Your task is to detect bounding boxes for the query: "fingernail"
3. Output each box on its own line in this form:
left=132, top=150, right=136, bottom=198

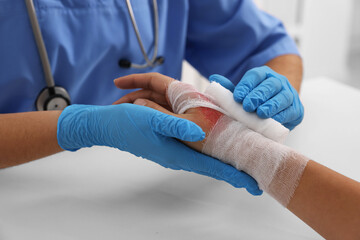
left=134, top=99, right=147, bottom=106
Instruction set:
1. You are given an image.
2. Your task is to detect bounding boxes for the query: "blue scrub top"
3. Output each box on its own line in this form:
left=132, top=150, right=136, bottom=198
left=0, top=0, right=299, bottom=113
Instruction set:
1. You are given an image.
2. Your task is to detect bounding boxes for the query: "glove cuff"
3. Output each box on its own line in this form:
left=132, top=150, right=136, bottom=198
left=57, top=104, right=98, bottom=151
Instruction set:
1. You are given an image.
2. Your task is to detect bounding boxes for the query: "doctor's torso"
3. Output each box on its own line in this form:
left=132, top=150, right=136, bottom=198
left=0, top=0, right=188, bottom=113
left=1, top=1, right=292, bottom=113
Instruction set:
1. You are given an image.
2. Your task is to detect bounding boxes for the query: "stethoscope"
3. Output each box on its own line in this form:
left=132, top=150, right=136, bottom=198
left=24, top=0, right=164, bottom=111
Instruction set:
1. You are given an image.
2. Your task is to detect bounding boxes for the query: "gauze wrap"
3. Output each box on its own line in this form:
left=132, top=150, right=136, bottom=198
left=167, top=81, right=309, bottom=206
left=205, top=82, right=289, bottom=143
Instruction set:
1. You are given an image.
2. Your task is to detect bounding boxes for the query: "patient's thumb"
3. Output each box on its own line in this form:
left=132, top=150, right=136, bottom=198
left=134, top=99, right=175, bottom=116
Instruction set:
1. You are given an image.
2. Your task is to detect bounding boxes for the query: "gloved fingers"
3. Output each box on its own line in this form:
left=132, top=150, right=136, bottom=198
left=114, top=72, right=174, bottom=95
left=137, top=99, right=205, bottom=142
left=242, top=77, right=282, bottom=112
left=283, top=114, right=303, bottom=130
left=190, top=154, right=262, bottom=195
left=272, top=101, right=304, bottom=130
left=209, top=74, right=235, bottom=92
left=256, top=89, right=294, bottom=118
left=113, top=89, right=168, bottom=107
left=245, top=183, right=263, bottom=195
left=233, top=66, right=268, bottom=102
left=219, top=167, right=262, bottom=195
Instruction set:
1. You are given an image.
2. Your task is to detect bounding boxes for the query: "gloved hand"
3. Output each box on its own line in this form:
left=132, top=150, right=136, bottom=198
left=57, top=104, right=262, bottom=195
left=209, top=66, right=304, bottom=130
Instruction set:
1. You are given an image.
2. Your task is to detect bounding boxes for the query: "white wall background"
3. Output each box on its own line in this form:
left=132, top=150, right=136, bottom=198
left=348, top=0, right=360, bottom=89
left=182, top=0, right=359, bottom=89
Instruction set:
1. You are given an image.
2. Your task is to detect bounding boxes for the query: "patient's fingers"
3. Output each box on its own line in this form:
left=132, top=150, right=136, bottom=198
left=113, top=89, right=167, bottom=105
left=134, top=99, right=177, bottom=117
left=114, top=72, right=174, bottom=94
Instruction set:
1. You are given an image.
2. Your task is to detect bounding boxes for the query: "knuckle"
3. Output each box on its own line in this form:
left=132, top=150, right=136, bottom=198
left=150, top=111, right=165, bottom=130
left=150, top=72, right=161, bottom=77
left=269, top=77, right=282, bottom=90
left=259, top=83, right=273, bottom=97
left=281, top=91, right=294, bottom=104
left=237, top=83, right=251, bottom=94
left=247, top=68, right=263, bottom=80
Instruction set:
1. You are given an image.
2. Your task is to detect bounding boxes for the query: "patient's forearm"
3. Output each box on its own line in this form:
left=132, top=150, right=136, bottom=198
left=114, top=73, right=360, bottom=239
left=288, top=161, right=360, bottom=240
left=186, top=105, right=360, bottom=240
left=168, top=81, right=305, bottom=204
left=168, top=81, right=360, bottom=239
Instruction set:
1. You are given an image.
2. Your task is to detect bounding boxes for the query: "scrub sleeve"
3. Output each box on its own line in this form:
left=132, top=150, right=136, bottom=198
left=185, top=0, right=299, bottom=85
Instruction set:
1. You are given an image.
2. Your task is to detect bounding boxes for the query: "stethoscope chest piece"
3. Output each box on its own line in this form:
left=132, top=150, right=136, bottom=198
left=36, top=86, right=71, bottom=111
left=25, top=0, right=71, bottom=111
left=26, top=0, right=163, bottom=112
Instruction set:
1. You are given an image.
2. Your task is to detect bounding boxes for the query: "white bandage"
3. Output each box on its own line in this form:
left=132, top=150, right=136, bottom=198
left=167, top=80, right=308, bottom=206
left=203, top=115, right=308, bottom=206
left=167, top=81, right=226, bottom=115
left=205, top=82, right=289, bottom=143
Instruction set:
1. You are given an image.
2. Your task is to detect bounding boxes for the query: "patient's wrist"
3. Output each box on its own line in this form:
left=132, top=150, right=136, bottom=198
left=167, top=80, right=309, bottom=206
left=202, top=114, right=309, bottom=206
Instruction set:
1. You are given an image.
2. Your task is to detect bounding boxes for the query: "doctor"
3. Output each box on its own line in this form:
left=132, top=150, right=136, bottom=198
left=0, top=0, right=303, bottom=195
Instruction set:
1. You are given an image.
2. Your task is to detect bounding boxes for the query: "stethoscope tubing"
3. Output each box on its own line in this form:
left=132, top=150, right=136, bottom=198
left=25, top=0, right=161, bottom=75
left=125, top=0, right=160, bottom=69
left=24, top=0, right=55, bottom=88
left=24, top=0, right=161, bottom=110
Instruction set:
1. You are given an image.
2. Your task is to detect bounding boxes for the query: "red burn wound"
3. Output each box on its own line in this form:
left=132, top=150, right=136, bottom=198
left=198, top=107, right=223, bottom=127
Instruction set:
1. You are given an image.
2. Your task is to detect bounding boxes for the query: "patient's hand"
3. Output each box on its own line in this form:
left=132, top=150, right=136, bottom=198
left=114, top=73, right=312, bottom=208
left=113, top=73, right=224, bottom=152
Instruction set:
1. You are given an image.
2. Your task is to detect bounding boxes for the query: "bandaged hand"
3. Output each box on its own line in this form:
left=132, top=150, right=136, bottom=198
left=114, top=73, right=309, bottom=206
left=114, top=74, right=224, bottom=154
left=112, top=73, right=263, bottom=195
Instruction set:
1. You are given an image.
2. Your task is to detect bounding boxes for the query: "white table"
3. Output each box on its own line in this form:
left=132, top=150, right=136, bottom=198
left=1, top=77, right=359, bottom=240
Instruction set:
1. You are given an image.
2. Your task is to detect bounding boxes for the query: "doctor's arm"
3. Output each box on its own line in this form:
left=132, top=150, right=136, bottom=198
left=115, top=73, right=360, bottom=240
left=187, top=0, right=304, bottom=130
left=0, top=107, right=208, bottom=168
left=265, top=54, right=303, bottom=92
left=0, top=104, right=261, bottom=195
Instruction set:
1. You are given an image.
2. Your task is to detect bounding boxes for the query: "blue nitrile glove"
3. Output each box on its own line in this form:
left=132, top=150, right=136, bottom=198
left=57, top=104, right=262, bottom=195
left=209, top=66, right=304, bottom=130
